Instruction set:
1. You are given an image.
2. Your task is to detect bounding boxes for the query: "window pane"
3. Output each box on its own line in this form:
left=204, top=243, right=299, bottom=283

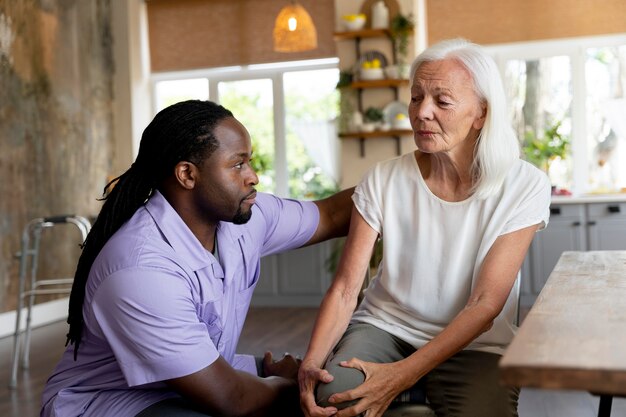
left=154, top=79, right=209, bottom=112
left=218, top=79, right=275, bottom=193
left=504, top=56, right=573, bottom=191
left=586, top=45, right=626, bottom=192
left=283, top=68, right=340, bottom=200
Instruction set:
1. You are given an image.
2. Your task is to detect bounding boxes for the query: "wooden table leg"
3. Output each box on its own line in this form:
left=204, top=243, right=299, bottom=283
left=598, top=395, right=613, bottom=417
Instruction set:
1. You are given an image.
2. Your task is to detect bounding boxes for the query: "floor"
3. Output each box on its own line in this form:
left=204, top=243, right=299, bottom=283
left=1, top=307, right=624, bottom=417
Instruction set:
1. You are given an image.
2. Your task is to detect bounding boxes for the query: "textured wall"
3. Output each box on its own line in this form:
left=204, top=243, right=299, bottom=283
left=0, top=0, right=114, bottom=313
left=147, top=0, right=336, bottom=71
left=427, top=0, right=626, bottom=45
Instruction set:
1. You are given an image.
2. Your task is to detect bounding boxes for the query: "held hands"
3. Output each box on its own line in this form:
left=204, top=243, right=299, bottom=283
left=329, top=359, right=414, bottom=417
left=263, top=351, right=302, bottom=381
left=298, top=359, right=338, bottom=417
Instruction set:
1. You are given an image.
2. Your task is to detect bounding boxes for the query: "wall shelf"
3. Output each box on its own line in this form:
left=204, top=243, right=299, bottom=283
left=348, top=79, right=409, bottom=89
left=339, top=129, right=412, bottom=139
left=339, top=129, right=412, bottom=157
left=333, top=29, right=391, bottom=41
left=335, top=24, right=413, bottom=157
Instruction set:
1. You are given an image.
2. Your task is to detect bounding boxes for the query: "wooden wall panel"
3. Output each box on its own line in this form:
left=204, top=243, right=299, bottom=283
left=147, top=0, right=336, bottom=72
left=0, top=0, right=114, bottom=313
left=426, top=0, right=626, bottom=45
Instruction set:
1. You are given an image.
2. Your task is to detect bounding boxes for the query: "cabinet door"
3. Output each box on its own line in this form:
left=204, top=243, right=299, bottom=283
left=587, top=202, right=626, bottom=250
left=252, top=239, right=336, bottom=306
left=528, top=204, right=586, bottom=299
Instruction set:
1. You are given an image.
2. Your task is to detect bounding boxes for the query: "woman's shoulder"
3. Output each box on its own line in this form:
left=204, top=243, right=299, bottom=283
left=501, top=159, right=551, bottom=196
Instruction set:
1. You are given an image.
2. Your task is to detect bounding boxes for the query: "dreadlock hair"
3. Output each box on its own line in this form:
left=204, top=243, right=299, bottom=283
left=66, top=100, right=233, bottom=359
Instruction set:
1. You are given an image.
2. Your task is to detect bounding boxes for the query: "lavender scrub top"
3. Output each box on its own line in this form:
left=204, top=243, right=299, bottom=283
left=41, top=191, right=319, bottom=417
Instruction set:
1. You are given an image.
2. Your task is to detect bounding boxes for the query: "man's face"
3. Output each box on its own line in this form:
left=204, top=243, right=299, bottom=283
left=193, top=117, right=259, bottom=224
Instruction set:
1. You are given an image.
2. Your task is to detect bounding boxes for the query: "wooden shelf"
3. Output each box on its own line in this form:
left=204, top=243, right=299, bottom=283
left=339, top=129, right=412, bottom=157
left=349, top=78, right=409, bottom=89
left=333, top=29, right=391, bottom=41
left=339, top=129, right=412, bottom=139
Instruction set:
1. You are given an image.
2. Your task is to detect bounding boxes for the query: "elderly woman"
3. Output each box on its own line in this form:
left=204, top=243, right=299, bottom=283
left=298, top=38, right=551, bottom=417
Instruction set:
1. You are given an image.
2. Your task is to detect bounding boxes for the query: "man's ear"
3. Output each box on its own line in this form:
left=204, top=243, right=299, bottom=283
left=173, top=161, right=197, bottom=190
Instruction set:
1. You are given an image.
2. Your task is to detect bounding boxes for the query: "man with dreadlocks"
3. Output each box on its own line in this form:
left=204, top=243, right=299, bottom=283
left=41, top=100, right=354, bottom=417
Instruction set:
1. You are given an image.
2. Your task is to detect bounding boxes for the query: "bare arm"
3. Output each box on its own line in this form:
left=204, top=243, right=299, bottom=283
left=299, top=208, right=379, bottom=416
left=306, top=187, right=355, bottom=246
left=166, top=355, right=301, bottom=417
left=330, top=223, right=541, bottom=417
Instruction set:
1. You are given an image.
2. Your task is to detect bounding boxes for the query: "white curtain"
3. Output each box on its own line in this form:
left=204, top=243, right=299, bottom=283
left=600, top=98, right=626, bottom=188
left=292, top=120, right=340, bottom=183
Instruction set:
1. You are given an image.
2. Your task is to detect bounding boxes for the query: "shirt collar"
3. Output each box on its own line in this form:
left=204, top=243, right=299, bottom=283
left=144, top=190, right=215, bottom=272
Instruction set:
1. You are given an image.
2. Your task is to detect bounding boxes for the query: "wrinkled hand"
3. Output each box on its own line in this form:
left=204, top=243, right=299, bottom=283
left=298, top=359, right=338, bottom=417
left=329, top=359, right=414, bottom=417
left=263, top=351, right=302, bottom=381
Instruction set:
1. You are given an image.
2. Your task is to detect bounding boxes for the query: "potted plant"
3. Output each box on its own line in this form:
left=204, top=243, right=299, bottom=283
left=390, top=13, right=414, bottom=78
left=522, top=120, right=570, bottom=178
left=363, top=106, right=384, bottom=131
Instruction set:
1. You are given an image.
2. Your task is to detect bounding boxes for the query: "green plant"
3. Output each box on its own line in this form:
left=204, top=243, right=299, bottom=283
left=390, top=13, right=415, bottom=70
left=364, top=106, right=384, bottom=123
left=522, top=120, right=570, bottom=173
left=336, top=70, right=353, bottom=89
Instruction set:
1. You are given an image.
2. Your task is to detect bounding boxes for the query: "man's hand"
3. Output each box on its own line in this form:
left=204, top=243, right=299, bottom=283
left=263, top=351, right=302, bottom=381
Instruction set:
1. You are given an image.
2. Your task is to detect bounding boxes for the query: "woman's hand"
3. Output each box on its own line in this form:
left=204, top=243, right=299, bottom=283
left=330, top=359, right=416, bottom=417
left=298, top=359, right=338, bottom=417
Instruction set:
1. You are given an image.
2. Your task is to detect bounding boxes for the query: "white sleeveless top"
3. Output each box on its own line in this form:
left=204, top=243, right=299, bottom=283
left=351, top=152, right=551, bottom=354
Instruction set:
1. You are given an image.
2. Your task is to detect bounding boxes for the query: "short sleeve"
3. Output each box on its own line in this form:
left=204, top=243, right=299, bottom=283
left=91, top=267, right=219, bottom=387
left=500, top=166, right=552, bottom=236
left=352, top=166, right=383, bottom=234
left=252, top=193, right=320, bottom=257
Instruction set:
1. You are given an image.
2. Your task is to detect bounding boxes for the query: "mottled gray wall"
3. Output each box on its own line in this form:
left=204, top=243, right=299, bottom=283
left=0, top=0, right=113, bottom=312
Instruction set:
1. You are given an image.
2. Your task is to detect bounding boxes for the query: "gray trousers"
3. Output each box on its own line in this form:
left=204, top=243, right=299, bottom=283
left=316, top=323, right=519, bottom=417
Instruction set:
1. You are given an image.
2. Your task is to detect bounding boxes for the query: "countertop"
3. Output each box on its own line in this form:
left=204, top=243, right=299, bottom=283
left=551, top=193, right=626, bottom=204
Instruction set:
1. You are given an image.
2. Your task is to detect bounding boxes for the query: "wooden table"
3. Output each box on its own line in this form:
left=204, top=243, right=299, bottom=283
left=500, top=251, right=626, bottom=417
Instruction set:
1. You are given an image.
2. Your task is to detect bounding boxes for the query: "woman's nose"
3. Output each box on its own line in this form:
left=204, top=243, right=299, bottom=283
left=416, top=98, right=434, bottom=120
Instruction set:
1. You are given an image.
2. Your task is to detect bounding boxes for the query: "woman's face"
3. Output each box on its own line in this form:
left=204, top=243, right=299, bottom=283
left=409, top=58, right=486, bottom=156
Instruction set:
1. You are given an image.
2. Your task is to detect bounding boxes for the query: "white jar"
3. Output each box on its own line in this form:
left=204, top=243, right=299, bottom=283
left=350, top=111, right=364, bottom=131
left=371, top=1, right=389, bottom=29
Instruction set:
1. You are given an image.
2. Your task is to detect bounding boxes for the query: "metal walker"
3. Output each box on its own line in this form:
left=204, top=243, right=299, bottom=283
left=8, top=215, right=91, bottom=388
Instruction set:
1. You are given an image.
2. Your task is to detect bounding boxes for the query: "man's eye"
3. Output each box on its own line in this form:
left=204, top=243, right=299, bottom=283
left=234, top=162, right=244, bottom=169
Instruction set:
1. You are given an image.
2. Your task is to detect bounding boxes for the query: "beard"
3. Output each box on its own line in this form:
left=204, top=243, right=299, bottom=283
left=232, top=205, right=253, bottom=224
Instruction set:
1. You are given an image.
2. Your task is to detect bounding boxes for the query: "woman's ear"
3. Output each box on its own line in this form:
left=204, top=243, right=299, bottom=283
left=174, top=161, right=197, bottom=190
left=473, top=102, right=487, bottom=130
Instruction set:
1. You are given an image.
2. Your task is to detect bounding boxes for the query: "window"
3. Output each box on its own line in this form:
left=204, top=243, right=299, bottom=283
left=152, top=58, right=340, bottom=200
left=218, top=79, right=276, bottom=193
left=488, top=34, right=626, bottom=195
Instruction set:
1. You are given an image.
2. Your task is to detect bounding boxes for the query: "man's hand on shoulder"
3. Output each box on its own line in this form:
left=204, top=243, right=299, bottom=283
left=308, top=187, right=355, bottom=245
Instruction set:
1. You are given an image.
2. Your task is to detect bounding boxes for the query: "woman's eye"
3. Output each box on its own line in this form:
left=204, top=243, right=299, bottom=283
left=234, top=162, right=244, bottom=169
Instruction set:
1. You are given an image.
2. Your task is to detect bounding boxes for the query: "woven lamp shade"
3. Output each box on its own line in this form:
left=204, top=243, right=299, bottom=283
left=273, top=3, right=318, bottom=52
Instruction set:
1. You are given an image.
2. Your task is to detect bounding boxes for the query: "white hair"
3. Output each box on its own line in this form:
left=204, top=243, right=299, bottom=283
left=409, top=38, right=520, bottom=199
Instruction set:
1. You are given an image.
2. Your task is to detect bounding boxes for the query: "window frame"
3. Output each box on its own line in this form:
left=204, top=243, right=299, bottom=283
left=150, top=57, right=340, bottom=197
left=485, top=33, right=626, bottom=195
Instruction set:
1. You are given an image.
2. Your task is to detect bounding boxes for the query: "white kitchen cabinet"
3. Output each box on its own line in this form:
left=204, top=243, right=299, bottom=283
left=587, top=202, right=626, bottom=250
left=521, top=199, right=626, bottom=307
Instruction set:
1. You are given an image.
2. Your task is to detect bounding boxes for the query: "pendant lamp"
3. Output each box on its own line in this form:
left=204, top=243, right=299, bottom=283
left=273, top=1, right=318, bottom=52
